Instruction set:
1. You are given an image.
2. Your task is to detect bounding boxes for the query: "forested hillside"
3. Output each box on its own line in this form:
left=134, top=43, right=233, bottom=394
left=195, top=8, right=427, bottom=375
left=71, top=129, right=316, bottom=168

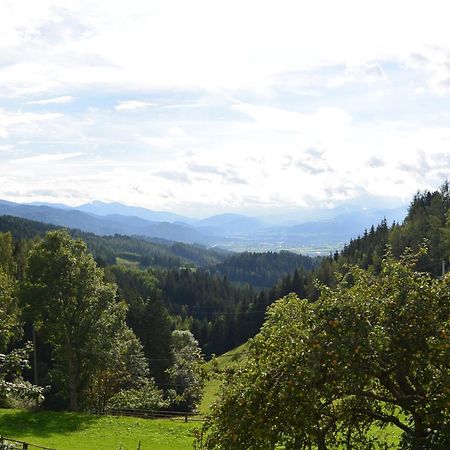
left=108, top=265, right=259, bottom=355
left=0, top=215, right=322, bottom=357
left=0, top=215, right=227, bottom=269
left=1, top=183, right=449, bottom=423
left=269, top=183, right=450, bottom=303
left=211, top=250, right=318, bottom=288
left=339, top=185, right=450, bottom=276
left=3, top=183, right=450, bottom=364
left=0, top=214, right=320, bottom=388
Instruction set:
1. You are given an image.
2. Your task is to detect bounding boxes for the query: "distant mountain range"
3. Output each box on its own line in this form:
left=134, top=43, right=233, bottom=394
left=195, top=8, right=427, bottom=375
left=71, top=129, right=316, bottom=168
left=0, top=199, right=408, bottom=254
left=76, top=201, right=194, bottom=224
left=1, top=199, right=207, bottom=244
left=28, top=200, right=193, bottom=223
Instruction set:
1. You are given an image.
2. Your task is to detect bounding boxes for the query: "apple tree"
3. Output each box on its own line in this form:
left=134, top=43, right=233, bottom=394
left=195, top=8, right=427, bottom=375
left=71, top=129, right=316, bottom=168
left=198, top=249, right=450, bottom=449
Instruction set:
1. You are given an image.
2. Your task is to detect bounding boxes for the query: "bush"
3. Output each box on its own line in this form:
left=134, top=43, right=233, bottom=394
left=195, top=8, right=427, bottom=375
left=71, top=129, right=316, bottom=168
left=108, top=379, right=167, bottom=410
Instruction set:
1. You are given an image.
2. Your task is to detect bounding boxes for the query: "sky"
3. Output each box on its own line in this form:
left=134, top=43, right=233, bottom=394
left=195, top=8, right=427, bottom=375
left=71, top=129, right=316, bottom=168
left=1, top=0, right=450, bottom=218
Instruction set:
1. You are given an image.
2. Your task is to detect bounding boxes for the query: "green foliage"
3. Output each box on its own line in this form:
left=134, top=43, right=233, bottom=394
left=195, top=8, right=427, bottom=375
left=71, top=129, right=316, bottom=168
left=108, top=265, right=161, bottom=305
left=24, top=230, right=146, bottom=411
left=158, top=268, right=257, bottom=355
left=0, top=232, right=20, bottom=351
left=0, top=217, right=319, bottom=359
left=338, top=182, right=450, bottom=276
left=169, top=242, right=228, bottom=268
left=0, top=231, right=42, bottom=407
left=168, top=330, right=205, bottom=412
left=388, top=183, right=450, bottom=275
left=199, top=249, right=450, bottom=449
left=213, top=250, right=319, bottom=288
left=3, top=183, right=450, bottom=423
left=0, top=233, right=15, bottom=276
left=341, top=218, right=390, bottom=271
left=85, top=325, right=150, bottom=413
left=198, top=342, right=249, bottom=414
left=0, top=215, right=227, bottom=270
left=108, top=379, right=167, bottom=410
left=0, top=268, right=18, bottom=352
left=0, top=345, right=44, bottom=406
left=0, top=216, right=59, bottom=241
left=109, top=265, right=174, bottom=386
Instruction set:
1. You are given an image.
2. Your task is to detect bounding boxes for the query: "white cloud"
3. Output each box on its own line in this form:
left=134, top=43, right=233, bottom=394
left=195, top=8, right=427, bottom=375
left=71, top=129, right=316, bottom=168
left=1, top=1, right=450, bottom=215
left=328, top=63, right=387, bottom=88
left=0, top=109, right=62, bottom=138
left=139, top=126, right=192, bottom=150
left=115, top=100, right=157, bottom=111
left=11, top=152, right=83, bottom=164
left=26, top=96, right=74, bottom=105
left=1, top=1, right=450, bottom=94
left=235, top=102, right=351, bottom=131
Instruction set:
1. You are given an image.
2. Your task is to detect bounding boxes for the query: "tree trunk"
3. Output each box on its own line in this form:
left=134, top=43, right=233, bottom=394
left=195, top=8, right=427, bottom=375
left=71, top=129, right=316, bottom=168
left=316, top=431, right=328, bottom=450
left=67, top=347, right=78, bottom=411
left=411, top=416, right=428, bottom=450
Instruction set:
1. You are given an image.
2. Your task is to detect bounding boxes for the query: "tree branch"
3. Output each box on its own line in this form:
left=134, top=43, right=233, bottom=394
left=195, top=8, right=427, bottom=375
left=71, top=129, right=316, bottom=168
left=364, top=410, right=412, bottom=434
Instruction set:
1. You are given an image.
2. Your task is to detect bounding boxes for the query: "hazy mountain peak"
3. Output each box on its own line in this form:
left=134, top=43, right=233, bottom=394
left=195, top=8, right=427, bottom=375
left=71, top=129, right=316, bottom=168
left=75, top=201, right=194, bottom=224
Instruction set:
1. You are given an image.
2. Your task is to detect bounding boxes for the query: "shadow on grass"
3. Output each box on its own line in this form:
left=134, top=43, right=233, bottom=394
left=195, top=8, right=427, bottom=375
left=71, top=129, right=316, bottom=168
left=0, top=409, right=101, bottom=438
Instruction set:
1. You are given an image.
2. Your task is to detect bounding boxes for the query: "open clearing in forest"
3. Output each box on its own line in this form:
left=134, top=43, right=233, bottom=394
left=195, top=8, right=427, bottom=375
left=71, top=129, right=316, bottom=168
left=0, top=345, right=247, bottom=450
left=0, top=409, right=198, bottom=450
left=199, top=342, right=249, bottom=414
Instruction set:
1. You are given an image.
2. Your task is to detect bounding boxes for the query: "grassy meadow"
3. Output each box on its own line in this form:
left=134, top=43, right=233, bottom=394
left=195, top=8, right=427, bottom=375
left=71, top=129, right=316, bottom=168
left=0, top=409, right=198, bottom=450
left=0, top=343, right=403, bottom=449
left=0, top=345, right=247, bottom=450
left=198, top=342, right=249, bottom=414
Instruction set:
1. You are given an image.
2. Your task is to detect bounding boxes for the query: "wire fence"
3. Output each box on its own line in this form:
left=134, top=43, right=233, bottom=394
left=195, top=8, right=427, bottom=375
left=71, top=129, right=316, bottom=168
left=0, top=436, right=56, bottom=450
left=106, top=407, right=205, bottom=422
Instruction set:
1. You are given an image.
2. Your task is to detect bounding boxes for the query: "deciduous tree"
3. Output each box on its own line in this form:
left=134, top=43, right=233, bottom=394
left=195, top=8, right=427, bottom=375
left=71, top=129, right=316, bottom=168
left=199, top=249, right=450, bottom=449
left=168, top=330, right=205, bottom=411
left=24, top=230, right=142, bottom=411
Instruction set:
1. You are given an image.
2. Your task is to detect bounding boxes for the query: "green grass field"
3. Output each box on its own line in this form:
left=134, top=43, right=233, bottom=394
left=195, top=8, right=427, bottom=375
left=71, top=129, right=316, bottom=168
left=115, top=256, right=140, bottom=268
left=0, top=343, right=403, bottom=449
left=198, top=342, right=249, bottom=414
left=0, top=409, right=198, bottom=450
left=0, top=346, right=246, bottom=450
